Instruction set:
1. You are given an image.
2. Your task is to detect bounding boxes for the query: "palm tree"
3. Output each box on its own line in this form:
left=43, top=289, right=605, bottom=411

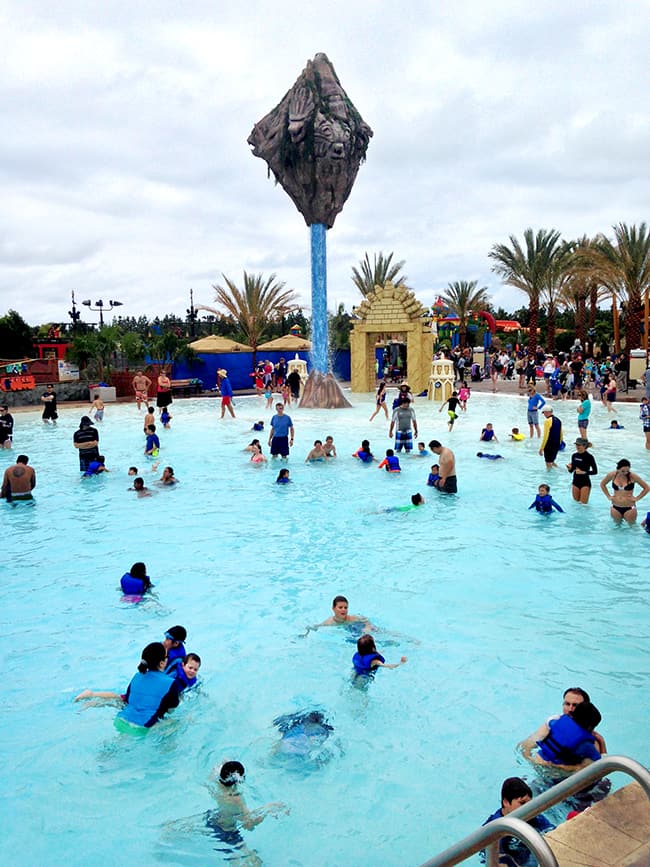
left=542, top=241, right=574, bottom=352
left=560, top=236, right=609, bottom=352
left=351, top=252, right=408, bottom=297
left=489, top=228, right=564, bottom=352
left=439, top=280, right=490, bottom=348
left=589, top=223, right=650, bottom=352
left=200, top=272, right=298, bottom=368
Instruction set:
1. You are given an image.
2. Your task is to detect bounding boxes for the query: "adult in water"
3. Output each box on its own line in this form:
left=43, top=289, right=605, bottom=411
left=156, top=369, right=173, bottom=415
left=73, top=415, right=100, bottom=472
left=428, top=440, right=457, bottom=493
left=539, top=405, right=563, bottom=470
left=566, top=438, right=598, bottom=504
left=1, top=454, right=36, bottom=502
left=599, top=458, right=649, bottom=524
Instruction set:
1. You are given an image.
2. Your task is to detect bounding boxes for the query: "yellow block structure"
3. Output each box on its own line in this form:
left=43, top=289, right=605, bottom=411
left=350, top=282, right=433, bottom=394
left=428, top=358, right=455, bottom=402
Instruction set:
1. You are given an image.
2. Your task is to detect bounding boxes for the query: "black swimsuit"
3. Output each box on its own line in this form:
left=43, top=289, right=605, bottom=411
left=611, top=475, right=635, bottom=515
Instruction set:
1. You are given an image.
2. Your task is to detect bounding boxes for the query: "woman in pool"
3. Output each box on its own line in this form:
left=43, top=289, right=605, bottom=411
left=244, top=438, right=261, bottom=453
left=599, top=458, right=650, bottom=524
left=369, top=381, right=388, bottom=421
left=159, top=466, right=178, bottom=485
left=156, top=370, right=173, bottom=415
left=566, top=438, right=597, bottom=504
left=75, top=642, right=180, bottom=728
left=603, top=372, right=617, bottom=412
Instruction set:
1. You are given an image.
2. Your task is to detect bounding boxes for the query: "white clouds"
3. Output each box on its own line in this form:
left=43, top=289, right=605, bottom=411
left=0, top=0, right=648, bottom=325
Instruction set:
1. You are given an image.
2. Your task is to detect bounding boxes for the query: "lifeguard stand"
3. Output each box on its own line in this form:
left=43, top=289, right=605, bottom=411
left=427, top=358, right=455, bottom=402
left=288, top=354, right=308, bottom=397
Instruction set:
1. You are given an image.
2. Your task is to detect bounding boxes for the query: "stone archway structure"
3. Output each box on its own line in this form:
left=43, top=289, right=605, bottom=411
left=350, top=282, right=434, bottom=394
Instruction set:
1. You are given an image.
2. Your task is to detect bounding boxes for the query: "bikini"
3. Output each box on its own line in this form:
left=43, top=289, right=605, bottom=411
left=611, top=476, right=635, bottom=516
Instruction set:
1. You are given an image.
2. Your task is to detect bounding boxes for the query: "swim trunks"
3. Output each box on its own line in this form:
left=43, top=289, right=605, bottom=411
left=270, top=435, right=290, bottom=457
left=394, top=430, right=413, bottom=452
left=439, top=475, right=457, bottom=493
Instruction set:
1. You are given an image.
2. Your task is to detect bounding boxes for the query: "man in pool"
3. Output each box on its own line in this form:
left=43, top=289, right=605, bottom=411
left=389, top=399, right=418, bottom=453
left=73, top=415, right=100, bottom=472
left=1, top=454, right=36, bottom=501
left=519, top=686, right=607, bottom=757
left=303, top=595, right=374, bottom=636
left=132, top=370, right=152, bottom=410
left=268, top=402, right=294, bottom=459
left=428, top=440, right=457, bottom=493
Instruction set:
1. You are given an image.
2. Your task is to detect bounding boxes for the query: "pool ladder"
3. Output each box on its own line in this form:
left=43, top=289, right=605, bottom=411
left=419, top=755, right=650, bottom=867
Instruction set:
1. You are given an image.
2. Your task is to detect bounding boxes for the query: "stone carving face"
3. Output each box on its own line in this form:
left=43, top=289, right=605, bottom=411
left=248, top=53, right=372, bottom=228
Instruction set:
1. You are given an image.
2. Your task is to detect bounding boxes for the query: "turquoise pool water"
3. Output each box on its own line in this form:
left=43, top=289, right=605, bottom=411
left=1, top=390, right=648, bottom=866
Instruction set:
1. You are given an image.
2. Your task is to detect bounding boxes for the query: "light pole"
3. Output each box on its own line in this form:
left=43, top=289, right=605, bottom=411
left=68, top=290, right=82, bottom=332
left=82, top=299, right=123, bottom=327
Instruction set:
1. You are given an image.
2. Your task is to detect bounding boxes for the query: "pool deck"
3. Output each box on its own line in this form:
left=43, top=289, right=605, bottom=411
left=545, top=782, right=650, bottom=866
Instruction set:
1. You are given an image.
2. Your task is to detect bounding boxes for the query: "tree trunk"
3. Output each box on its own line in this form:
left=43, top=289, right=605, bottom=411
left=546, top=303, right=556, bottom=353
left=528, top=302, right=539, bottom=355
left=576, top=293, right=586, bottom=348
left=623, top=291, right=643, bottom=351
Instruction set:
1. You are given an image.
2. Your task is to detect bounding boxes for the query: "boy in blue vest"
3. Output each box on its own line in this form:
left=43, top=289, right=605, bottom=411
left=481, top=777, right=554, bottom=866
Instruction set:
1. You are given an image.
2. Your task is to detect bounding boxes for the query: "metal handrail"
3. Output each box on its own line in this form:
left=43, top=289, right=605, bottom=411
left=420, top=754, right=650, bottom=867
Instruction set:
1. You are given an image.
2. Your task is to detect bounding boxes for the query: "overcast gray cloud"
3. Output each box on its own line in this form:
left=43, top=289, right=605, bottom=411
left=1, top=0, right=648, bottom=326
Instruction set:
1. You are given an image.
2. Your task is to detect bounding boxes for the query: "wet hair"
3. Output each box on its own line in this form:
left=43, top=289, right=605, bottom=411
left=138, top=642, right=166, bottom=674
left=616, top=458, right=631, bottom=469
left=429, top=440, right=442, bottom=449
left=411, top=493, right=424, bottom=506
left=564, top=687, right=590, bottom=702
left=166, top=625, right=187, bottom=642
left=97, top=455, right=105, bottom=464
left=386, top=448, right=394, bottom=457
left=356, top=634, right=377, bottom=654
left=249, top=439, right=261, bottom=447
left=147, top=406, right=154, bottom=413
left=219, top=760, right=245, bottom=786
left=430, top=464, right=439, bottom=471
left=313, top=439, right=322, bottom=446
left=130, top=562, right=147, bottom=579
left=277, top=468, right=290, bottom=480
left=501, top=777, right=532, bottom=804
left=183, top=652, right=201, bottom=665
left=571, top=700, right=601, bottom=731
left=147, top=423, right=156, bottom=433
left=134, top=477, right=145, bottom=489
left=332, top=595, right=348, bottom=607
left=539, top=484, right=550, bottom=493
left=129, top=466, right=138, bottom=474
left=17, top=455, right=29, bottom=465
left=94, top=394, right=99, bottom=399
left=361, top=440, right=370, bottom=449
left=164, top=466, right=174, bottom=475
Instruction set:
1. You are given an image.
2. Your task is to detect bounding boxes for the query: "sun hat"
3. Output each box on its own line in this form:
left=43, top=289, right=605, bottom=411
left=575, top=437, right=589, bottom=446
left=542, top=406, right=554, bottom=413
left=218, top=369, right=227, bottom=376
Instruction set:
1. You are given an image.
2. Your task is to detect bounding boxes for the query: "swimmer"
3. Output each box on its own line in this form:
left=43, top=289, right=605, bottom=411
left=83, top=455, right=108, bottom=476
left=352, top=634, right=407, bottom=678
left=323, top=435, right=337, bottom=457
left=382, top=493, right=426, bottom=512
left=130, top=477, right=152, bottom=497
left=163, top=625, right=187, bottom=669
left=273, top=709, right=334, bottom=760
left=352, top=440, right=375, bottom=463
left=302, top=595, right=374, bottom=637
left=641, top=512, right=650, bottom=533
left=128, top=466, right=138, bottom=476
left=378, top=448, right=401, bottom=473
left=158, top=466, right=178, bottom=484
left=510, top=427, right=525, bottom=441
left=264, top=384, right=274, bottom=409
left=160, top=407, right=172, bottom=428
left=250, top=443, right=267, bottom=464
left=476, top=452, right=504, bottom=460
left=529, top=483, right=564, bottom=513
left=608, top=420, right=624, bottom=429
left=426, top=464, right=440, bottom=487
left=252, top=420, right=264, bottom=432
left=120, top=562, right=152, bottom=596
left=204, top=760, right=288, bottom=845
left=415, top=442, right=429, bottom=457
left=532, top=700, right=603, bottom=770
left=245, top=438, right=262, bottom=453
left=305, top=440, right=329, bottom=462
left=519, top=686, right=607, bottom=759
left=166, top=652, right=201, bottom=692
left=89, top=394, right=105, bottom=422
left=276, top=468, right=291, bottom=484
left=479, top=423, right=498, bottom=442
left=566, top=438, right=597, bottom=504
left=74, top=642, right=181, bottom=728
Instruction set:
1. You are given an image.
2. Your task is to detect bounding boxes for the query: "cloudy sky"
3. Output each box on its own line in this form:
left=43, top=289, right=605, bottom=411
left=2, top=0, right=648, bottom=328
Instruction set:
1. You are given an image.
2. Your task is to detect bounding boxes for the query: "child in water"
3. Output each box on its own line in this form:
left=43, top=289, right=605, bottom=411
left=167, top=652, right=201, bottom=693
left=415, top=442, right=429, bottom=457
left=480, top=423, right=498, bottom=442
left=250, top=443, right=267, bottom=464
left=476, top=452, right=504, bottom=460
left=120, top=561, right=152, bottom=596
left=458, top=384, right=470, bottom=410
left=352, top=634, right=407, bottom=677
left=529, top=483, right=564, bottom=513
left=161, top=407, right=172, bottom=428
left=90, top=394, right=105, bottom=422
left=510, top=427, right=525, bottom=441
left=439, top=391, right=460, bottom=430
left=264, top=385, right=274, bottom=409
left=352, top=439, right=374, bottom=463
left=378, top=449, right=401, bottom=472
left=641, top=512, right=650, bottom=533
left=83, top=455, right=108, bottom=476
left=427, top=464, right=440, bottom=486
left=276, top=468, right=291, bottom=484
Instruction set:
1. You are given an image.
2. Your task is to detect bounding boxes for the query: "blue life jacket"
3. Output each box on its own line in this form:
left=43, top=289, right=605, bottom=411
left=352, top=651, right=385, bottom=675
left=164, top=644, right=186, bottom=673
left=120, top=572, right=148, bottom=595
left=117, top=670, right=175, bottom=727
left=537, top=714, right=595, bottom=764
left=427, top=473, right=440, bottom=486
left=166, top=659, right=197, bottom=692
left=357, top=450, right=373, bottom=463
left=385, top=455, right=400, bottom=472
left=84, top=461, right=103, bottom=477
left=536, top=494, right=554, bottom=513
